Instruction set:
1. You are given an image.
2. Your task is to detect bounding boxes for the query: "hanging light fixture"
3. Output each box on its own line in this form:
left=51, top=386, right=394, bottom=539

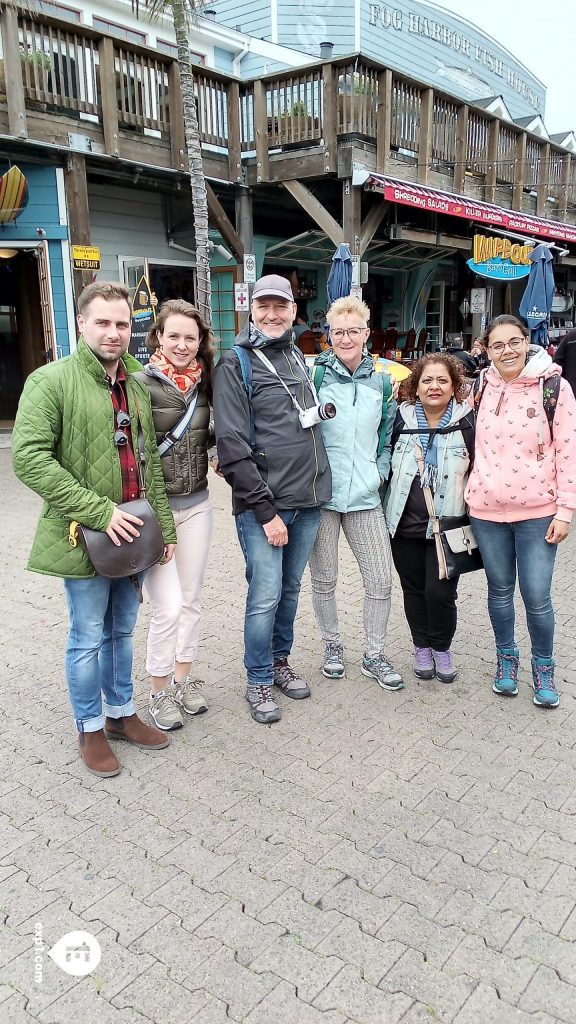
left=0, top=249, right=17, bottom=259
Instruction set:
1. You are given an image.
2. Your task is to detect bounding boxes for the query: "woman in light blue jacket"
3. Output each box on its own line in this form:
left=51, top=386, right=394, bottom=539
left=308, top=296, right=402, bottom=691
left=385, top=354, right=474, bottom=684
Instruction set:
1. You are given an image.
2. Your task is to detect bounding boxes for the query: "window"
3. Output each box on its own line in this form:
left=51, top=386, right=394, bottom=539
left=92, top=17, right=147, bottom=45
left=156, top=38, right=206, bottom=64
left=425, top=282, right=445, bottom=346
left=35, top=1, right=81, bottom=22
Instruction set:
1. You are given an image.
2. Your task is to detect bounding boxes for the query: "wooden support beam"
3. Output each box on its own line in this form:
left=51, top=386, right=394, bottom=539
left=206, top=182, right=244, bottom=262
left=453, top=103, right=468, bottom=194
left=537, top=142, right=551, bottom=217
left=282, top=180, right=344, bottom=247
left=376, top=69, right=392, bottom=173
left=359, top=200, right=389, bottom=255
left=322, top=64, right=338, bottom=173
left=343, top=179, right=361, bottom=252
left=227, top=81, right=242, bottom=183
left=485, top=119, right=499, bottom=203
left=168, top=62, right=186, bottom=171
left=99, top=37, right=119, bottom=157
left=513, top=131, right=526, bottom=210
left=559, top=153, right=572, bottom=219
left=253, top=80, right=270, bottom=183
left=235, top=188, right=253, bottom=254
left=418, top=88, right=434, bottom=185
left=1, top=7, right=27, bottom=139
left=64, top=154, right=92, bottom=302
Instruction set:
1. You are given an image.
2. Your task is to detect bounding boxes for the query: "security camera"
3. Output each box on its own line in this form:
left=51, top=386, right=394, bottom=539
left=213, top=243, right=234, bottom=262
left=36, top=227, right=46, bottom=238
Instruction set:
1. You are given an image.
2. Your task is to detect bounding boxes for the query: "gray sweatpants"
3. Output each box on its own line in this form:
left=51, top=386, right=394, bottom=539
left=309, top=506, right=393, bottom=658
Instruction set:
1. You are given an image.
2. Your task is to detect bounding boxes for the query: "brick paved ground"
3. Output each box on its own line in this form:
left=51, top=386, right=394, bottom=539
left=2, top=447, right=576, bottom=1024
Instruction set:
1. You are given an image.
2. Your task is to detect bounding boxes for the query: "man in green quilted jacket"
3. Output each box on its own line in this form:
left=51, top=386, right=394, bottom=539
left=12, top=282, right=177, bottom=778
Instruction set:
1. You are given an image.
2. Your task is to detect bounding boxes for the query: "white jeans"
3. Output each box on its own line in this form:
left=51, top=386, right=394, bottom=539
left=144, top=496, right=213, bottom=676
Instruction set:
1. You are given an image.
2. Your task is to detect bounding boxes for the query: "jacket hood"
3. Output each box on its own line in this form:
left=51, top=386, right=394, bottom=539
left=314, top=349, right=374, bottom=379
left=398, top=399, right=472, bottom=429
left=235, top=321, right=296, bottom=351
left=486, top=344, right=560, bottom=388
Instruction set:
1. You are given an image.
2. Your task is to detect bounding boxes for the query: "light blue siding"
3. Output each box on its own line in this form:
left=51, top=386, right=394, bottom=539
left=212, top=1, right=271, bottom=39
left=213, top=46, right=234, bottom=72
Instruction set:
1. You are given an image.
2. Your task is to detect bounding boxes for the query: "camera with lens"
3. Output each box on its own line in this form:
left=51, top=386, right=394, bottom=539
left=298, top=402, right=336, bottom=429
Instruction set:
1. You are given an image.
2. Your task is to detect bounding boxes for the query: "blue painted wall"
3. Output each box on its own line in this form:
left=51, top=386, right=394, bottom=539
left=0, top=162, right=71, bottom=356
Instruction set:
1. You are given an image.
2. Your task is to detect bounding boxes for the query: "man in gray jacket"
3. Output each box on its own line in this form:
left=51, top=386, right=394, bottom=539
left=213, top=275, right=332, bottom=724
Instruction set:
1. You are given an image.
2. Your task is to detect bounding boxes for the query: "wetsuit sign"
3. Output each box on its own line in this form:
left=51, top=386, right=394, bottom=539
left=130, top=276, right=155, bottom=365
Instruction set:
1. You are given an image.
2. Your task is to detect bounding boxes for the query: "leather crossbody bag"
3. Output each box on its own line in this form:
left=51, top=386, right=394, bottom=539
left=415, top=446, right=483, bottom=581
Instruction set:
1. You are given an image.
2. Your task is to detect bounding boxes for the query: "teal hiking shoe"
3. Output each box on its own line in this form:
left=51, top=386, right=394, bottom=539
left=493, top=647, right=519, bottom=696
left=531, top=657, right=559, bottom=708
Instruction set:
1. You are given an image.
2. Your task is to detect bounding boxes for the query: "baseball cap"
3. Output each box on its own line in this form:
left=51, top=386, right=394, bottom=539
left=252, top=274, right=295, bottom=302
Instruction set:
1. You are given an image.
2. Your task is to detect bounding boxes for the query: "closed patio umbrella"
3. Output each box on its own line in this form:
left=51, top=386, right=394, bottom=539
left=519, top=244, right=555, bottom=348
left=326, top=243, right=353, bottom=305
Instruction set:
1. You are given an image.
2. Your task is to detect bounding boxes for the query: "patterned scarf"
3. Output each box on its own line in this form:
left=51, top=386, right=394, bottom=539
left=149, top=349, right=202, bottom=394
left=415, top=398, right=453, bottom=491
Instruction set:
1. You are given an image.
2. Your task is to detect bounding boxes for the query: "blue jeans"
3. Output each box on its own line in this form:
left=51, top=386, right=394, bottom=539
left=236, top=507, right=321, bottom=685
left=64, top=575, right=143, bottom=732
left=470, top=516, right=557, bottom=659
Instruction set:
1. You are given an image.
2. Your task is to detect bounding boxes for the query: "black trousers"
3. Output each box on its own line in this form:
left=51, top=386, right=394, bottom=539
left=391, top=534, right=459, bottom=650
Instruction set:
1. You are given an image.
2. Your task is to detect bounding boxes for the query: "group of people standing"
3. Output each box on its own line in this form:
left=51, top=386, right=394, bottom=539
left=12, top=274, right=576, bottom=778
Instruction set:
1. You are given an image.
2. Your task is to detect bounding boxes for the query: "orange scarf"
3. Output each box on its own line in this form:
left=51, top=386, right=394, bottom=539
left=150, top=350, right=202, bottom=394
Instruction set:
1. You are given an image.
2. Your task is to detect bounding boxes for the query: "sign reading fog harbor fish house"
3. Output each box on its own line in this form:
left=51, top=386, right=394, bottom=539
left=467, top=235, right=532, bottom=281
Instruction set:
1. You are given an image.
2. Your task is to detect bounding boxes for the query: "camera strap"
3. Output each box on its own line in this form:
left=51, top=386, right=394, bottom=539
left=252, top=348, right=318, bottom=416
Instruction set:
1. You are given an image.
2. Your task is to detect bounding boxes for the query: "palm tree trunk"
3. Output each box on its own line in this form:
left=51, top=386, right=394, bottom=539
left=172, top=0, right=212, bottom=324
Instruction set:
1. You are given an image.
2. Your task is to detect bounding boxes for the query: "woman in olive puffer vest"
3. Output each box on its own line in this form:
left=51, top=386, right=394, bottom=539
left=135, top=299, right=215, bottom=732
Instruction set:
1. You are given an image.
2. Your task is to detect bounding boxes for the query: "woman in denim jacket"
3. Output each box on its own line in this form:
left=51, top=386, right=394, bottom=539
left=385, top=354, right=474, bottom=683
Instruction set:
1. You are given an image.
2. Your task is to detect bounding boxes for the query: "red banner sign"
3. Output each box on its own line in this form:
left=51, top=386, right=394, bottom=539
left=367, top=176, right=576, bottom=245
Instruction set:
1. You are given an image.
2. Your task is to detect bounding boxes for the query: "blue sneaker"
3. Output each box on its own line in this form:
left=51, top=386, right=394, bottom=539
left=531, top=657, right=559, bottom=708
left=493, top=647, right=519, bottom=696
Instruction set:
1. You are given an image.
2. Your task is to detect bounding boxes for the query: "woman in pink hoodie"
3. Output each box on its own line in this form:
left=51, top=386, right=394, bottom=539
left=466, top=315, right=576, bottom=708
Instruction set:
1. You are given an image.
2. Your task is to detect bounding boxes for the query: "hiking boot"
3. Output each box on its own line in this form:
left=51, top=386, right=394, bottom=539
left=172, top=677, right=208, bottom=716
left=531, top=656, right=559, bottom=708
left=78, top=729, right=121, bottom=778
left=246, top=685, right=282, bottom=724
left=432, top=649, right=457, bottom=684
left=493, top=646, right=519, bottom=696
left=149, top=690, right=183, bottom=731
left=322, top=642, right=345, bottom=679
left=105, top=713, right=170, bottom=749
left=413, top=646, right=435, bottom=679
left=362, top=654, right=404, bottom=691
left=273, top=659, right=311, bottom=699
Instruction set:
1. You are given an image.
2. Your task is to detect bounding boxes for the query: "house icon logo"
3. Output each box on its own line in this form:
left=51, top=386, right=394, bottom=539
left=48, top=931, right=101, bottom=976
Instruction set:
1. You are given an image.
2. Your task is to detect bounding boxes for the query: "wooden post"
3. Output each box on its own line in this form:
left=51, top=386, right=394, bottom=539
left=513, top=131, right=526, bottom=211
left=99, top=37, right=119, bottom=158
left=206, top=183, right=244, bottom=262
left=559, top=152, right=572, bottom=219
left=537, top=142, right=550, bottom=217
left=65, top=154, right=92, bottom=303
left=168, top=62, right=186, bottom=171
left=253, top=80, right=269, bottom=183
left=227, top=81, right=242, bottom=183
left=1, top=6, right=27, bottom=139
left=453, top=103, right=468, bottom=194
left=343, top=179, right=361, bottom=252
left=418, top=88, right=434, bottom=185
left=235, top=188, right=253, bottom=254
left=322, top=63, right=337, bottom=173
left=376, top=69, right=392, bottom=173
left=485, top=118, right=499, bottom=203
left=282, top=180, right=344, bottom=246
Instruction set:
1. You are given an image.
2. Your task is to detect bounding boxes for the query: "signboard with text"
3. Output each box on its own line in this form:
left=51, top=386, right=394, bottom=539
left=234, top=283, right=250, bottom=312
left=72, top=245, right=101, bottom=271
left=129, top=275, right=155, bottom=366
left=467, top=234, right=532, bottom=281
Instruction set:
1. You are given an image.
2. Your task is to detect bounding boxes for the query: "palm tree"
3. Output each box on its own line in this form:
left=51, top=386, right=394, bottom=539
left=133, top=0, right=212, bottom=324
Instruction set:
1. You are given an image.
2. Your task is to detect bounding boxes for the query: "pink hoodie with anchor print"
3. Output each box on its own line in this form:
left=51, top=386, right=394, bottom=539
left=465, top=346, right=576, bottom=524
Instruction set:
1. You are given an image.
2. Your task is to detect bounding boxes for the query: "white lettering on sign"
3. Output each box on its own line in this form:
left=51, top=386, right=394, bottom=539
left=366, top=5, right=541, bottom=110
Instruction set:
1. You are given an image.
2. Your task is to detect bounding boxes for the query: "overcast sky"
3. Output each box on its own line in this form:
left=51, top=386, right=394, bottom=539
left=433, top=0, right=573, bottom=133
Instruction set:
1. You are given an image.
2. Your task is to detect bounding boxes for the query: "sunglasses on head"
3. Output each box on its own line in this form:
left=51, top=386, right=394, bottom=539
left=114, top=410, right=132, bottom=447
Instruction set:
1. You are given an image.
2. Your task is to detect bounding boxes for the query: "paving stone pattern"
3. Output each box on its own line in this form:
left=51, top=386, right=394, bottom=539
left=2, top=452, right=576, bottom=1023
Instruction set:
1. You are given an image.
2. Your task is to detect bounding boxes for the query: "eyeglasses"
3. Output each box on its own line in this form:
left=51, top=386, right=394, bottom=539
left=114, top=410, right=132, bottom=447
left=488, top=337, right=527, bottom=355
left=330, top=327, right=367, bottom=341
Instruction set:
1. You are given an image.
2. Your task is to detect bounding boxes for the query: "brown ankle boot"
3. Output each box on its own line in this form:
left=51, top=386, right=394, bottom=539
left=104, top=713, right=170, bottom=749
left=78, top=730, right=121, bottom=777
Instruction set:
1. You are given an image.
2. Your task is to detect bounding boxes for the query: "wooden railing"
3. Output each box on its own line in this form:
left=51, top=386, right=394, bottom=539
left=3, top=7, right=576, bottom=224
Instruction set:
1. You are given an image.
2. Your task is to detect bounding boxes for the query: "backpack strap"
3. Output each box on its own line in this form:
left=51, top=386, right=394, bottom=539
left=312, top=363, right=325, bottom=392
left=543, top=374, right=561, bottom=438
left=233, top=345, right=256, bottom=450
left=377, top=372, right=394, bottom=457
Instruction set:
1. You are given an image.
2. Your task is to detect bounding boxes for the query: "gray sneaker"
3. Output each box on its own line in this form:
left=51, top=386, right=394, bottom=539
left=246, top=685, right=282, bottom=724
left=323, top=642, right=345, bottom=679
left=362, top=654, right=405, bottom=691
left=149, top=690, right=184, bottom=731
left=273, top=659, right=311, bottom=699
left=171, top=677, right=208, bottom=715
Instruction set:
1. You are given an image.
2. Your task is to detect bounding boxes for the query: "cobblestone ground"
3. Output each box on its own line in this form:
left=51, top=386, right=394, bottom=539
left=2, top=448, right=576, bottom=1024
